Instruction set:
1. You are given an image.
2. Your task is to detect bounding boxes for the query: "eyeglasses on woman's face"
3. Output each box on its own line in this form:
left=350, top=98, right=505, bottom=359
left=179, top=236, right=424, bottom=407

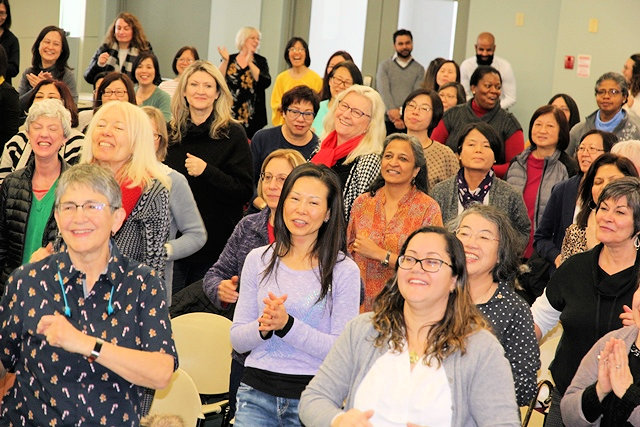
left=398, top=255, right=452, bottom=272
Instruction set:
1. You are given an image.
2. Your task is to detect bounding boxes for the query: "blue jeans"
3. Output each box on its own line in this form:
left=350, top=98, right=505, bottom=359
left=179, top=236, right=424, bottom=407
left=234, top=383, right=301, bottom=427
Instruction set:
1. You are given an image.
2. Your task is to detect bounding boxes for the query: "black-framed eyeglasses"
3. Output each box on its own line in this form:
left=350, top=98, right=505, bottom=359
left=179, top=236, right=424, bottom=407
left=103, top=89, right=127, bottom=97
left=398, top=255, right=452, bottom=272
left=330, top=76, right=353, bottom=88
left=337, top=101, right=371, bottom=119
left=286, top=108, right=315, bottom=121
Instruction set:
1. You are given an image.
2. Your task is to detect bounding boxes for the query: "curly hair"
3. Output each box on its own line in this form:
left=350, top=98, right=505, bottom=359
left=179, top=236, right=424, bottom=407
left=371, top=226, right=489, bottom=367
left=103, top=12, right=150, bottom=50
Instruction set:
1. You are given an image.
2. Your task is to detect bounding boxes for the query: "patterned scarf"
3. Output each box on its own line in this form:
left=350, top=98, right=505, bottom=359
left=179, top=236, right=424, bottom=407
left=104, top=42, right=140, bottom=75
left=456, top=168, right=494, bottom=208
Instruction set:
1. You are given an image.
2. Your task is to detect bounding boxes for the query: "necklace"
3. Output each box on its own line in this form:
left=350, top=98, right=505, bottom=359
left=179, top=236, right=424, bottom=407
left=409, top=351, right=422, bottom=364
left=421, top=138, right=434, bottom=150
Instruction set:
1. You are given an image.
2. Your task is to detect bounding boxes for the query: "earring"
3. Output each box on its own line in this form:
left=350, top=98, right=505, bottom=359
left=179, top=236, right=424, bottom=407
left=634, top=235, right=640, bottom=250
left=588, top=199, right=597, bottom=211
left=411, top=177, right=416, bottom=186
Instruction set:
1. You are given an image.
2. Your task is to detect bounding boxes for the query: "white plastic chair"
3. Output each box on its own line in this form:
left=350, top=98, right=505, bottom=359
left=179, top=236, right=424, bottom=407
left=149, top=368, right=204, bottom=427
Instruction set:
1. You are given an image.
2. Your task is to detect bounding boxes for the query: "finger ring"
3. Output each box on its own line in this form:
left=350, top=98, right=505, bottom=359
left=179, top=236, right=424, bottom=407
left=616, top=365, right=621, bottom=369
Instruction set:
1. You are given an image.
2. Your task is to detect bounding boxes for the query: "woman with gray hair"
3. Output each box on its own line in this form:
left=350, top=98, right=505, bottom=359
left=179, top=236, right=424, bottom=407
left=347, top=133, right=442, bottom=311
left=448, top=204, right=539, bottom=406
left=532, top=176, right=640, bottom=425
left=0, top=163, right=176, bottom=426
left=0, top=98, right=72, bottom=289
left=218, top=26, right=271, bottom=138
left=567, top=72, right=640, bottom=155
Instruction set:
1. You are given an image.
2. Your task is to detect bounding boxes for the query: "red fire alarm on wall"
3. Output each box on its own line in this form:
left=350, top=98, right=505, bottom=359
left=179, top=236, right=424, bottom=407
left=564, top=56, right=575, bottom=70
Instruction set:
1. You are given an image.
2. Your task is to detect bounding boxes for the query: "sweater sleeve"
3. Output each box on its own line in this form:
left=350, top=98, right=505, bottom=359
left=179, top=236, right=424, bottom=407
left=62, top=68, right=79, bottom=104
left=202, top=218, right=245, bottom=311
left=166, top=171, right=206, bottom=260
left=465, top=332, right=521, bottom=426
left=230, top=248, right=266, bottom=353
left=270, top=73, right=286, bottom=126
left=531, top=289, right=561, bottom=338
left=0, top=133, right=26, bottom=184
left=17, top=70, right=33, bottom=111
left=142, top=186, right=171, bottom=276
left=3, top=33, right=19, bottom=80
left=255, top=55, right=271, bottom=91
left=375, top=61, right=394, bottom=111
left=84, top=45, right=110, bottom=84
left=299, top=316, right=368, bottom=426
left=431, top=119, right=449, bottom=145
left=199, top=125, right=253, bottom=203
left=279, top=258, right=361, bottom=359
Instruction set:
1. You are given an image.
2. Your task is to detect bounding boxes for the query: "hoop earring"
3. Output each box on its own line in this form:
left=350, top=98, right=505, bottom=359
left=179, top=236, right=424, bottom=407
left=634, top=234, right=640, bottom=250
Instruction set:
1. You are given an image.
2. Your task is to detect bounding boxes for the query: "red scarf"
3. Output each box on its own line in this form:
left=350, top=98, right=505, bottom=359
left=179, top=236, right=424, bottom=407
left=311, top=130, right=366, bottom=167
left=120, top=179, right=143, bottom=219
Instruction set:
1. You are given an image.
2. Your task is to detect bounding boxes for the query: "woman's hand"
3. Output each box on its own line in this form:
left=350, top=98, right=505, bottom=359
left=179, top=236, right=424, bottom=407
left=36, top=312, right=93, bottom=356
left=26, top=71, right=52, bottom=89
left=185, top=153, right=207, bottom=177
left=620, top=305, right=634, bottom=326
left=609, top=338, right=634, bottom=398
left=258, top=292, right=288, bottom=332
left=352, top=232, right=386, bottom=262
left=596, top=339, right=613, bottom=400
left=217, top=46, right=230, bottom=62
left=331, top=409, right=374, bottom=426
left=97, top=52, right=110, bottom=67
left=218, top=276, right=239, bottom=304
left=29, top=242, right=54, bottom=263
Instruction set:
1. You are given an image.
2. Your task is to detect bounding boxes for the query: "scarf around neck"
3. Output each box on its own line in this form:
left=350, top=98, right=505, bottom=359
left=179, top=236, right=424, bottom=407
left=457, top=167, right=494, bottom=208
left=311, top=130, right=366, bottom=167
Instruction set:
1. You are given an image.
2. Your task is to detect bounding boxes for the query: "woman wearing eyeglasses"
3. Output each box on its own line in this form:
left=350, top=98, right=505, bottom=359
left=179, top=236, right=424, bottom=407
left=312, top=61, right=363, bottom=138
left=448, top=205, right=539, bottom=406
left=403, top=89, right=459, bottom=188
left=219, top=27, right=271, bottom=139
left=0, top=163, right=176, bottom=426
left=299, top=226, right=520, bottom=426
left=270, top=37, right=322, bottom=126
left=311, top=84, right=386, bottom=220
left=566, top=72, right=640, bottom=156
left=347, top=134, right=442, bottom=312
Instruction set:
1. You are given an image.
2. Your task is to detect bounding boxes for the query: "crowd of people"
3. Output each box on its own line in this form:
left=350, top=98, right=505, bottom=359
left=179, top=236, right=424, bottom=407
left=2, top=4, right=640, bottom=425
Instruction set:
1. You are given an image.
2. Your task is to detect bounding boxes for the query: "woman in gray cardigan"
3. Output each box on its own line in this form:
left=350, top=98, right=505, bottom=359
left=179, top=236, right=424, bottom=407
left=299, top=226, right=520, bottom=426
left=430, top=122, right=530, bottom=251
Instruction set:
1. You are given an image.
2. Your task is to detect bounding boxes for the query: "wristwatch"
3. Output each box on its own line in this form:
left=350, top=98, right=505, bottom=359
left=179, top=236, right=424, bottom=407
left=87, top=337, right=104, bottom=363
left=381, top=251, right=391, bottom=267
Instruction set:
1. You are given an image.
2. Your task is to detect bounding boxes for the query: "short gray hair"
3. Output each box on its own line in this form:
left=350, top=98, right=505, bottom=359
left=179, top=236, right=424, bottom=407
left=55, top=164, right=122, bottom=210
left=235, top=26, right=260, bottom=51
left=25, top=98, right=72, bottom=138
left=596, top=176, right=640, bottom=236
left=595, top=72, right=629, bottom=98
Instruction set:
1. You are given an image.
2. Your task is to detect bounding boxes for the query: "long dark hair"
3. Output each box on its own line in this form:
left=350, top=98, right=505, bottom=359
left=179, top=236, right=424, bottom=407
left=528, top=104, right=570, bottom=152
left=401, top=88, right=444, bottom=136
left=320, top=50, right=353, bottom=100
left=132, top=51, right=163, bottom=86
left=321, top=61, right=363, bottom=101
left=31, top=26, right=71, bottom=76
left=548, top=93, right=580, bottom=129
left=93, top=72, right=136, bottom=111
left=576, top=153, right=638, bottom=228
left=630, top=54, right=640, bottom=98
left=262, top=164, right=346, bottom=303
left=27, top=79, right=79, bottom=128
left=0, top=0, right=11, bottom=30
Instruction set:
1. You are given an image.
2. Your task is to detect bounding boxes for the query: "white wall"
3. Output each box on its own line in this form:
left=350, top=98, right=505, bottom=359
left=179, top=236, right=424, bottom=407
left=398, top=0, right=457, bottom=67
left=208, top=0, right=262, bottom=63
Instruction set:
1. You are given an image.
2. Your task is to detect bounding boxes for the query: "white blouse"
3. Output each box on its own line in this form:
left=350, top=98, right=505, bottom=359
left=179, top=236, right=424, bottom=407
left=353, top=346, right=453, bottom=426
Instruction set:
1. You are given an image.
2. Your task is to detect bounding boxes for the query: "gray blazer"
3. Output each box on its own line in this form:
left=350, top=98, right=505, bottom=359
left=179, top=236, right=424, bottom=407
left=299, top=313, right=521, bottom=427
left=430, top=175, right=531, bottom=250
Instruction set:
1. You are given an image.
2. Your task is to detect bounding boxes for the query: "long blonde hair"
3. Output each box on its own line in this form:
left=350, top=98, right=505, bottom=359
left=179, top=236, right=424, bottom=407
left=81, top=101, right=170, bottom=190
left=322, top=84, right=386, bottom=164
left=169, top=60, right=236, bottom=142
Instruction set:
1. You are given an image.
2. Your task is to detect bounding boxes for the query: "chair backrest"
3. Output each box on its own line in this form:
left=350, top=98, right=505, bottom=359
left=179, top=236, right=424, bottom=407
left=171, top=312, right=233, bottom=395
left=149, top=368, right=203, bottom=427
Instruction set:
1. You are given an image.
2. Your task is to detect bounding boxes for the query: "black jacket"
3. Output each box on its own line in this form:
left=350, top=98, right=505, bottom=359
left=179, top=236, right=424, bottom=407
left=0, top=156, right=69, bottom=287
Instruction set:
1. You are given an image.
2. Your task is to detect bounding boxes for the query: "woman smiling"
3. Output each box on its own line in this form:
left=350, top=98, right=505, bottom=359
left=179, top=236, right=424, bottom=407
left=132, top=51, right=171, bottom=121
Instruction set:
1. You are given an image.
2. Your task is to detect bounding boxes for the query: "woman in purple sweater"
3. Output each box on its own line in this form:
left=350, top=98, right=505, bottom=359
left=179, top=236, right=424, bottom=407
left=202, top=148, right=305, bottom=418
left=230, top=163, right=361, bottom=426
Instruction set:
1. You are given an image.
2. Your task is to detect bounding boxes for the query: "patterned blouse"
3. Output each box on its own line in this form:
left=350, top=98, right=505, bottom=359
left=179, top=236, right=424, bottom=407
left=347, top=187, right=442, bottom=311
left=0, top=243, right=177, bottom=426
left=225, top=58, right=256, bottom=129
left=560, top=223, right=588, bottom=263
left=423, top=140, right=459, bottom=189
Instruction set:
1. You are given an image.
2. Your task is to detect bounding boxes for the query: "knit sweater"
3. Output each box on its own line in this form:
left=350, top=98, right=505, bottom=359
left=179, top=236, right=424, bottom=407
left=165, top=117, right=253, bottom=264
left=140, top=86, right=171, bottom=121
left=430, top=175, right=530, bottom=250
left=113, top=179, right=170, bottom=278
left=161, top=165, right=206, bottom=299
left=0, top=29, right=19, bottom=83
left=0, top=81, right=19, bottom=147
left=375, top=57, right=424, bottom=112
left=299, top=313, right=520, bottom=427
left=230, top=245, right=361, bottom=376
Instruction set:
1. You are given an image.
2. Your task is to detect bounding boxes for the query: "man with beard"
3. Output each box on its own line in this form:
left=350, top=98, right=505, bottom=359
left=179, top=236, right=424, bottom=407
left=376, top=29, right=424, bottom=134
left=460, top=32, right=516, bottom=109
